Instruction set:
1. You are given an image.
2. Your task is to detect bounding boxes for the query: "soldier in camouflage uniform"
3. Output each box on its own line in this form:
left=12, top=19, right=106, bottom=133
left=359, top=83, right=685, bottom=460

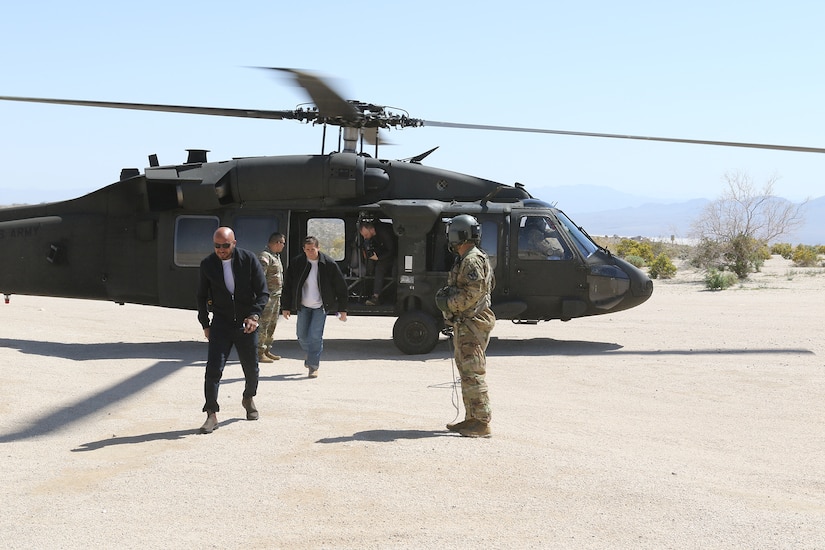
left=436, top=215, right=496, bottom=438
left=258, top=232, right=285, bottom=363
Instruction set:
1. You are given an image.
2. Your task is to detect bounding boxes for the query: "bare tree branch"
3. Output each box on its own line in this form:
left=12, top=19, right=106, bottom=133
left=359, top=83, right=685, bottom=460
left=690, top=171, right=809, bottom=278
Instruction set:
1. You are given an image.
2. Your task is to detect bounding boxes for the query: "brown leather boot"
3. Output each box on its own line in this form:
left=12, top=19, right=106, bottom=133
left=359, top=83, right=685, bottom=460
left=200, top=411, right=219, bottom=434
left=241, top=397, right=259, bottom=420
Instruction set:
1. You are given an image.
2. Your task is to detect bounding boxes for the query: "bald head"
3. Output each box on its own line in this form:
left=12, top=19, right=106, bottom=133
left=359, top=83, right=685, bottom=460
left=214, top=227, right=235, bottom=242
left=213, top=226, right=237, bottom=260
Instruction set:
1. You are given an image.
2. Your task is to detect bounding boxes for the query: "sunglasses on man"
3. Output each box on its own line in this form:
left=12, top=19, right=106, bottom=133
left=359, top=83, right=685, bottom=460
left=214, top=242, right=232, bottom=249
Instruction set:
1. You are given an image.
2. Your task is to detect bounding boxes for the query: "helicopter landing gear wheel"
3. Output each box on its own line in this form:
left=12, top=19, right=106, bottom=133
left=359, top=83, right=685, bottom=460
left=393, top=310, right=440, bottom=355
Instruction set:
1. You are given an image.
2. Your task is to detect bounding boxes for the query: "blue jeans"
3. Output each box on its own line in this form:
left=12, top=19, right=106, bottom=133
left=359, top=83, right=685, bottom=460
left=296, top=306, right=327, bottom=368
left=203, top=315, right=259, bottom=413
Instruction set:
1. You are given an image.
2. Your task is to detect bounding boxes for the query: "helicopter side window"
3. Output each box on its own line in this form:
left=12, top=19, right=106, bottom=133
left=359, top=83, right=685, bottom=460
left=480, top=220, right=498, bottom=270
left=174, top=215, right=220, bottom=267
left=233, top=216, right=281, bottom=256
left=426, top=219, right=498, bottom=271
left=307, top=218, right=345, bottom=261
left=427, top=222, right=453, bottom=272
left=517, top=216, right=572, bottom=261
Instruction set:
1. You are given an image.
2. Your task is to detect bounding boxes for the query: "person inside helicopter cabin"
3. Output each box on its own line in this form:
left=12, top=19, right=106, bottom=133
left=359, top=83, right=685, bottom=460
left=359, top=219, right=396, bottom=306
left=257, top=232, right=285, bottom=363
left=519, top=216, right=568, bottom=260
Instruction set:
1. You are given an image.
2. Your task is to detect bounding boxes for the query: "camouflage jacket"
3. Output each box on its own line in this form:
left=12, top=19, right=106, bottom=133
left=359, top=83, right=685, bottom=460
left=446, top=246, right=495, bottom=322
left=526, top=228, right=565, bottom=258
left=258, top=248, right=283, bottom=296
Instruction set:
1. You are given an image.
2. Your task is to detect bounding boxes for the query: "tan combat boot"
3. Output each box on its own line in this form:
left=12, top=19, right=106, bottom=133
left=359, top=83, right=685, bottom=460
left=457, top=419, right=491, bottom=438
left=446, top=419, right=471, bottom=433
left=258, top=350, right=274, bottom=363
left=265, top=350, right=281, bottom=360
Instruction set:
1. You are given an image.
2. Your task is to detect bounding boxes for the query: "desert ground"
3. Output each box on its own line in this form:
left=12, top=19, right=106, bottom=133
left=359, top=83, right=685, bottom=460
left=1, top=256, right=823, bottom=549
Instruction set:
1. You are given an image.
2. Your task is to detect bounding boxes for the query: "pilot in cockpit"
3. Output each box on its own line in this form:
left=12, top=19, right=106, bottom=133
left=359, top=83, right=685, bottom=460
left=519, top=217, right=567, bottom=260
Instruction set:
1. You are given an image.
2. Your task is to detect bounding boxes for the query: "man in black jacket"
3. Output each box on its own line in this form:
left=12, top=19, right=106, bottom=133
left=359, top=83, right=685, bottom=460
left=196, top=227, right=269, bottom=433
left=359, top=220, right=396, bottom=306
left=281, top=235, right=348, bottom=378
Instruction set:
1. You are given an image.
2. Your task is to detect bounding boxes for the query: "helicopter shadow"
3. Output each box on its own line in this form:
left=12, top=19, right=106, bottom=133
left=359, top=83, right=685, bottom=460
left=0, top=337, right=205, bottom=363
left=0, top=357, right=192, bottom=444
left=224, top=371, right=309, bottom=384
left=490, top=337, right=814, bottom=357
left=271, top=335, right=624, bottom=362
left=317, top=429, right=450, bottom=444
left=273, top=337, right=436, bottom=362
left=489, top=337, right=622, bottom=356
left=0, top=338, right=206, bottom=444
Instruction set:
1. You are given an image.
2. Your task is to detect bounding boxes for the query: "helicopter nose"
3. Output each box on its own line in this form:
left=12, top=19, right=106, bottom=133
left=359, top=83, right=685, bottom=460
left=632, top=272, right=654, bottom=297
left=598, top=257, right=654, bottom=312
left=627, top=269, right=654, bottom=304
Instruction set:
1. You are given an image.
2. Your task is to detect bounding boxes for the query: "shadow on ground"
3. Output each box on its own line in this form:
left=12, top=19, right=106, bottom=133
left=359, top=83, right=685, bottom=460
left=317, top=429, right=451, bottom=443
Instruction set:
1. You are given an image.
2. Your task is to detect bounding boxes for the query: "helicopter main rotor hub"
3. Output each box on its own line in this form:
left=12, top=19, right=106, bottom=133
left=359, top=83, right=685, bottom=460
left=294, top=100, right=423, bottom=131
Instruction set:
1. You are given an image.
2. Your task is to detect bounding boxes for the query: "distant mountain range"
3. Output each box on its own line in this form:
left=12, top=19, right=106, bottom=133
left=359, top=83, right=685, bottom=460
left=530, top=185, right=825, bottom=245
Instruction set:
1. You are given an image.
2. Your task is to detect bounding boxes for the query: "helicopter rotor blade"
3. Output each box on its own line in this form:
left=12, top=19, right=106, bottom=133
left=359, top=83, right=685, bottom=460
left=0, top=95, right=300, bottom=120
left=263, top=67, right=359, bottom=121
left=3, top=86, right=824, bottom=155
left=363, top=127, right=378, bottom=146
left=361, top=127, right=395, bottom=146
left=422, top=120, right=825, bottom=154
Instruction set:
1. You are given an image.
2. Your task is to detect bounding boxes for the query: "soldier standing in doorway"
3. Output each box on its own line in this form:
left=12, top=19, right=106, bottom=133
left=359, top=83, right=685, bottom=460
left=258, top=232, right=285, bottom=363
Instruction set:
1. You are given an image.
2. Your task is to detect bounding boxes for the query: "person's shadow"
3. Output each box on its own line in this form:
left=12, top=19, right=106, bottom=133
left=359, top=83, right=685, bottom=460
left=71, top=418, right=247, bottom=452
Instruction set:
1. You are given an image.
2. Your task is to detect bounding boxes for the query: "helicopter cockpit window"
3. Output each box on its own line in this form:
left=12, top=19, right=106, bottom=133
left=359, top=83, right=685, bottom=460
left=517, top=216, right=572, bottom=261
left=554, top=211, right=598, bottom=258
left=307, top=218, right=345, bottom=261
left=174, top=215, right=220, bottom=267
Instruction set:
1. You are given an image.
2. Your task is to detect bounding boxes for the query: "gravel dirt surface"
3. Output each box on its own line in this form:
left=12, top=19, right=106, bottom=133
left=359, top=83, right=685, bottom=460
left=1, top=256, right=823, bottom=549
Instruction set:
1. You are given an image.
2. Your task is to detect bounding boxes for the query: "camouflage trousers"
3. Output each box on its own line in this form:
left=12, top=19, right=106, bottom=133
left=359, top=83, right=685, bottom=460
left=453, top=319, right=492, bottom=424
left=258, top=295, right=281, bottom=352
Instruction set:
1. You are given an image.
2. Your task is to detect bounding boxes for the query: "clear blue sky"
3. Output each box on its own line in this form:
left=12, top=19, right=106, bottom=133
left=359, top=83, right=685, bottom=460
left=1, top=1, right=823, bottom=207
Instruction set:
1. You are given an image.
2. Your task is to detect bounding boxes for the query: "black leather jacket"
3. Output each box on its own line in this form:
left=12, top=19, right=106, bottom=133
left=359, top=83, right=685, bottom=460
left=281, top=252, right=348, bottom=314
left=197, top=247, right=269, bottom=328
left=362, top=222, right=396, bottom=263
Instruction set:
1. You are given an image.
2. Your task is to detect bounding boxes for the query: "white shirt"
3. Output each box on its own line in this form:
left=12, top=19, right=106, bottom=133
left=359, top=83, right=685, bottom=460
left=222, top=258, right=235, bottom=295
left=301, top=258, right=323, bottom=308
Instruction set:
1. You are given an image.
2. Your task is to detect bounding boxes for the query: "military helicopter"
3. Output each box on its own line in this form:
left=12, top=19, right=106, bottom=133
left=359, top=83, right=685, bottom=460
left=2, top=69, right=823, bottom=354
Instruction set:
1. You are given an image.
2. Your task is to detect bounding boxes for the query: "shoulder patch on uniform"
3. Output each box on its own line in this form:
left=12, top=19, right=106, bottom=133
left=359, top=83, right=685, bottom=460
left=467, top=269, right=479, bottom=281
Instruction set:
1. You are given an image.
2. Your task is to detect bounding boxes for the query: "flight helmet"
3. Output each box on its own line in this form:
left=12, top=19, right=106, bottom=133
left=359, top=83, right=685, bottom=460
left=447, top=214, right=481, bottom=253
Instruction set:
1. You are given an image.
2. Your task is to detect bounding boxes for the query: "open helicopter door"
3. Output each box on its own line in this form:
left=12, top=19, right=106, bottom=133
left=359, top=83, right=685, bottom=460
left=506, top=210, right=588, bottom=320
